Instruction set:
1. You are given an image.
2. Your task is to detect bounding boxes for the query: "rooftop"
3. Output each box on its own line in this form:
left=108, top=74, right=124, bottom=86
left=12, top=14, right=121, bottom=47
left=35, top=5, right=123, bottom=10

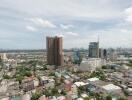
left=74, top=82, right=87, bottom=87
left=102, top=84, right=121, bottom=91
left=40, top=76, right=49, bottom=80
left=87, top=77, right=99, bottom=82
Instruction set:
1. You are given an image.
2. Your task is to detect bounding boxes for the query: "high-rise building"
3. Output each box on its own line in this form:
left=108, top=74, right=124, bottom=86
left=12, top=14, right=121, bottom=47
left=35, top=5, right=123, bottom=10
left=73, top=49, right=81, bottom=64
left=46, top=36, right=64, bottom=66
left=103, top=49, right=107, bottom=59
left=89, top=42, right=99, bottom=58
left=99, top=49, right=107, bottom=59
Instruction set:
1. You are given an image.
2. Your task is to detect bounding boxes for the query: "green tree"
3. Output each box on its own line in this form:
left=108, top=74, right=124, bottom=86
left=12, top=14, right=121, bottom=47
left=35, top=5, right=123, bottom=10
left=16, top=75, right=24, bottom=84
left=16, top=66, right=32, bottom=78
left=90, top=70, right=106, bottom=80
left=95, top=93, right=102, bottom=100
left=118, top=97, right=126, bottom=100
left=78, top=86, right=85, bottom=95
left=124, top=90, right=129, bottom=96
left=43, top=89, right=51, bottom=97
left=24, top=67, right=31, bottom=71
left=84, top=97, right=90, bottom=100
left=89, top=91, right=95, bottom=97
left=3, top=75, right=11, bottom=79
left=32, top=61, right=37, bottom=76
left=102, top=65, right=107, bottom=69
left=31, top=93, right=41, bottom=100
left=24, top=71, right=32, bottom=77
left=129, top=60, right=132, bottom=63
left=106, top=95, right=112, bottom=100
left=49, top=72, right=55, bottom=76
left=42, top=66, right=47, bottom=70
left=60, top=90, right=67, bottom=95
left=51, top=87, right=58, bottom=95
left=100, top=74, right=106, bottom=81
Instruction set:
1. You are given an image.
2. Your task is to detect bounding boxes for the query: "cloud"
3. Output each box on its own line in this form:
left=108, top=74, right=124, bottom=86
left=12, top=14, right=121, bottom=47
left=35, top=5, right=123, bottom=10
left=125, top=6, right=132, bottom=22
left=60, top=24, right=74, bottom=29
left=120, top=29, right=128, bottom=33
left=1, top=0, right=132, bottom=49
left=54, top=32, right=79, bottom=38
left=28, top=17, right=56, bottom=28
left=65, top=32, right=79, bottom=36
left=26, top=25, right=37, bottom=31
left=1, top=0, right=126, bottom=20
left=55, top=34, right=65, bottom=37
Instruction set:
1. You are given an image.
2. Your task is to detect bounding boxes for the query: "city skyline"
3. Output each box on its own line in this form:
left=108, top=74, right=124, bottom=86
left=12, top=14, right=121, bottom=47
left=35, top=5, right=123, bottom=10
left=1, top=0, right=132, bottom=49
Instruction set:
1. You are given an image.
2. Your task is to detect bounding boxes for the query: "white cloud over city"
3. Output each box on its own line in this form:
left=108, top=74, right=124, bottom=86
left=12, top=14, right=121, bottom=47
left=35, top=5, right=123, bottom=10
left=0, top=0, right=132, bottom=49
left=28, top=18, right=56, bottom=28
left=125, top=6, right=132, bottom=22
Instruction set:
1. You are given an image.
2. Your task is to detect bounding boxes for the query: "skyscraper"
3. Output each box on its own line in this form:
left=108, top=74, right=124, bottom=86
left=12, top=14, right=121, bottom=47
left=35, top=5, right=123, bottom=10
left=46, top=36, right=64, bottom=66
left=99, top=48, right=107, bottom=59
left=73, top=49, right=81, bottom=64
left=89, top=42, right=99, bottom=58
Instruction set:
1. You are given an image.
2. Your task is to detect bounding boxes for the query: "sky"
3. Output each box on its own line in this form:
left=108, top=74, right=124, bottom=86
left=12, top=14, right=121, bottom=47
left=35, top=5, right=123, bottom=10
left=0, top=0, right=132, bottom=49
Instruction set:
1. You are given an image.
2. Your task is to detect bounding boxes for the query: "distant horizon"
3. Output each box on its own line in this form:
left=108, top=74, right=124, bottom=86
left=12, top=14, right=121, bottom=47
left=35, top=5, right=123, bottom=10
left=0, top=47, right=132, bottom=51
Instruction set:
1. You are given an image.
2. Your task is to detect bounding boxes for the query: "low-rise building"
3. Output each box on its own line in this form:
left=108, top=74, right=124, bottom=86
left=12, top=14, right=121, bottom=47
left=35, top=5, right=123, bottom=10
left=74, top=82, right=88, bottom=87
left=21, top=94, right=31, bottom=100
left=71, top=84, right=78, bottom=94
left=39, top=95, right=47, bottom=100
left=79, top=58, right=106, bottom=72
left=102, top=84, right=122, bottom=93
left=87, top=77, right=99, bottom=82
left=40, top=76, right=55, bottom=89
left=22, top=76, right=39, bottom=92
left=80, top=93, right=88, bottom=98
left=57, top=96, right=66, bottom=100
left=126, top=88, right=132, bottom=96
left=64, top=80, right=72, bottom=92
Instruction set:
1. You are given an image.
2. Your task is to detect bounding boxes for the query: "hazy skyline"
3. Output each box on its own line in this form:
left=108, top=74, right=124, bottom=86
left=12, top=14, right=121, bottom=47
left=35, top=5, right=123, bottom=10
left=0, top=0, right=132, bottom=49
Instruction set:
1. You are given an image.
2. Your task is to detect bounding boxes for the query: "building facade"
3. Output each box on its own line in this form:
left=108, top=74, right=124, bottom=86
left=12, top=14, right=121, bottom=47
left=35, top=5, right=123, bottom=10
left=99, top=49, right=107, bottom=59
left=73, top=49, right=81, bottom=64
left=79, top=58, right=104, bottom=72
left=89, top=42, right=99, bottom=58
left=46, top=36, right=64, bottom=66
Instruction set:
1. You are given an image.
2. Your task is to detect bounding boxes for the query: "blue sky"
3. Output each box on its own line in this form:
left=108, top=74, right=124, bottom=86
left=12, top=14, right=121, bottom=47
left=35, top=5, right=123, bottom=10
left=0, top=0, right=132, bottom=49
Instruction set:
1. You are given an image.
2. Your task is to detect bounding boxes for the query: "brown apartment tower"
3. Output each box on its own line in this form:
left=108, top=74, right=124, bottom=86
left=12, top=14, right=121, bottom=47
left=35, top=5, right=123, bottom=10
left=46, top=36, right=64, bottom=66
